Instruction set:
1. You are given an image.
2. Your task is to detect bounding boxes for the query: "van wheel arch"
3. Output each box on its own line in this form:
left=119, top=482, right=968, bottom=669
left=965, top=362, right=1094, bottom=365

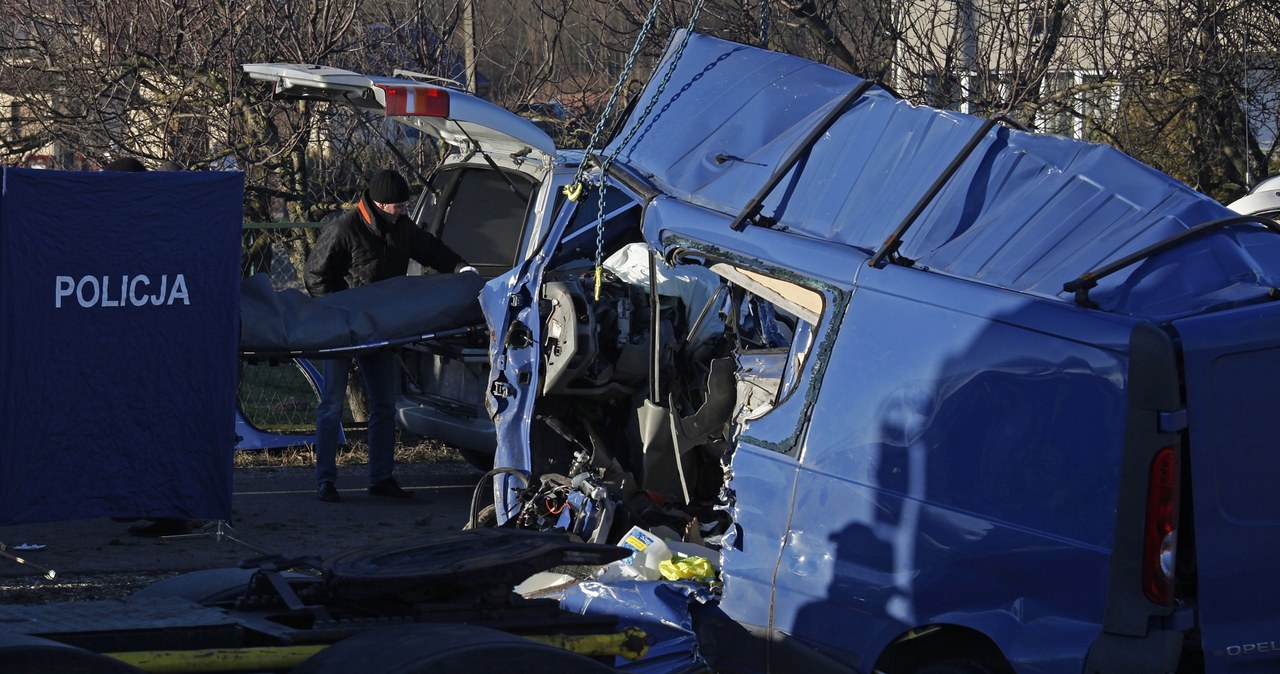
left=875, top=625, right=1013, bottom=674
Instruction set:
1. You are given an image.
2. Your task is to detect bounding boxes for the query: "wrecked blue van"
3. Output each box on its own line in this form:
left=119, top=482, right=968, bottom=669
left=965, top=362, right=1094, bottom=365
left=236, top=31, right=1280, bottom=674
left=477, top=32, right=1280, bottom=674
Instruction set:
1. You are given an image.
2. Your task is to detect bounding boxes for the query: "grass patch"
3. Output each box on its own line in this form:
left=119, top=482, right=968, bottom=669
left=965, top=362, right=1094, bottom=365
left=233, top=430, right=463, bottom=468
left=237, top=359, right=337, bottom=434
left=235, top=357, right=466, bottom=469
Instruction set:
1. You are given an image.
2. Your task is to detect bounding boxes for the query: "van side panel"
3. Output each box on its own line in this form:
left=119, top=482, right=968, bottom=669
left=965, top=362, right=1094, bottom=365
left=1174, top=301, right=1280, bottom=674
left=769, top=265, right=1138, bottom=672
left=711, top=445, right=802, bottom=671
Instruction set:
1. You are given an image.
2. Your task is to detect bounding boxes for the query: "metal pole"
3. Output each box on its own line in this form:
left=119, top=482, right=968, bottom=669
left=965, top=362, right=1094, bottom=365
left=1244, top=24, right=1252, bottom=188
left=463, top=0, right=478, bottom=95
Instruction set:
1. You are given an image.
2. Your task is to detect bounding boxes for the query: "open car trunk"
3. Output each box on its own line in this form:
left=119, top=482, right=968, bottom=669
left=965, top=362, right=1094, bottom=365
left=396, top=161, right=543, bottom=466
left=242, top=61, right=556, bottom=467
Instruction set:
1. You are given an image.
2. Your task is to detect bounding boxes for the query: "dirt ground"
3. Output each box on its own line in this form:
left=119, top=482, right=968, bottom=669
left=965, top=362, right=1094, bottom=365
left=0, top=459, right=484, bottom=603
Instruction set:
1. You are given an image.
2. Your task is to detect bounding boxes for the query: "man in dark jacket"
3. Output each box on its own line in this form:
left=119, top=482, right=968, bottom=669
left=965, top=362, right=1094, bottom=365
left=304, top=169, right=474, bottom=503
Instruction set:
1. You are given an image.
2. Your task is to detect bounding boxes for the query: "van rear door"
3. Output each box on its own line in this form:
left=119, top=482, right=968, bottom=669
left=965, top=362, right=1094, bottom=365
left=1173, top=300, right=1280, bottom=673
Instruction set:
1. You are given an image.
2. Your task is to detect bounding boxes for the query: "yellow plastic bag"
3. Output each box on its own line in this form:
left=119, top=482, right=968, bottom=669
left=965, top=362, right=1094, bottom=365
left=658, top=553, right=715, bottom=582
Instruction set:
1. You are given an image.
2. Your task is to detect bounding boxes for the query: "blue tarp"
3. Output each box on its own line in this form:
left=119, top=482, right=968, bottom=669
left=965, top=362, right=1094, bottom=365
left=0, top=167, right=242, bottom=524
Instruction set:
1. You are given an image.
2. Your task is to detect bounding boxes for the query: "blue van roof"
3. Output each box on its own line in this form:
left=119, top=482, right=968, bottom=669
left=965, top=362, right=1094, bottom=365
left=607, top=32, right=1280, bottom=321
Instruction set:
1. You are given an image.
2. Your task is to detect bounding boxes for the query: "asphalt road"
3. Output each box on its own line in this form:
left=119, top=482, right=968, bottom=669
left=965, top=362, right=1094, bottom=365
left=0, top=460, right=484, bottom=584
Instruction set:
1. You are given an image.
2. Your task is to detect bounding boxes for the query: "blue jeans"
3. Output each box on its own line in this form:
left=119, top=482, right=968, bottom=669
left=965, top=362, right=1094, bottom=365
left=315, top=350, right=397, bottom=487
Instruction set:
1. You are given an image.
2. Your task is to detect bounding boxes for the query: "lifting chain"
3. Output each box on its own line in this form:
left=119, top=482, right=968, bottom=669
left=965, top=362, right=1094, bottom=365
left=759, top=0, right=770, bottom=48
left=563, top=0, right=664, bottom=203
left=589, top=0, right=708, bottom=299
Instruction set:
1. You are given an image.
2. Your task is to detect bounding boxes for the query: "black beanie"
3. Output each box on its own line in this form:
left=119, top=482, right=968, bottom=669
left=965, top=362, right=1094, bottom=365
left=103, top=157, right=147, bottom=172
left=368, top=169, right=410, bottom=203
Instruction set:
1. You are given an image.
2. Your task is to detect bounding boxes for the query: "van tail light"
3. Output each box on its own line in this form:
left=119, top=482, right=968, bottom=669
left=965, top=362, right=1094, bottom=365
left=1142, top=446, right=1179, bottom=605
left=377, top=84, right=449, bottom=117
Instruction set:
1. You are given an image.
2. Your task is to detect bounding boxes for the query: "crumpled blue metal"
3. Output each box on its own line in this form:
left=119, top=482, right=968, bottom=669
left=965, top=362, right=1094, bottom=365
left=607, top=32, right=1280, bottom=321
left=557, top=580, right=712, bottom=672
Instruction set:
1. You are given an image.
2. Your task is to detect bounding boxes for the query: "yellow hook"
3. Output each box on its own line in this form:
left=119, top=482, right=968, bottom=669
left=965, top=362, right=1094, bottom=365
left=563, top=182, right=584, bottom=202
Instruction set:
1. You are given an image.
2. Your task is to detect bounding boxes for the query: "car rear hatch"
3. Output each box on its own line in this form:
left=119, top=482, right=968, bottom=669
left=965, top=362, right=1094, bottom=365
left=1173, top=300, right=1280, bottom=673
left=241, top=63, right=556, bottom=282
left=241, top=63, right=556, bottom=162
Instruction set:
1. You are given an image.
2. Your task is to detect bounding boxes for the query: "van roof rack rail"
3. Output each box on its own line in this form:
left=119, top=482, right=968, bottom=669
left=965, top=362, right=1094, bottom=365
left=1062, top=214, right=1280, bottom=308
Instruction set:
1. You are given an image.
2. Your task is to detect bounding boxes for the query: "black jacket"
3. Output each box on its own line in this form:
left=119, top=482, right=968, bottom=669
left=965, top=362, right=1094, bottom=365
left=304, top=192, right=467, bottom=297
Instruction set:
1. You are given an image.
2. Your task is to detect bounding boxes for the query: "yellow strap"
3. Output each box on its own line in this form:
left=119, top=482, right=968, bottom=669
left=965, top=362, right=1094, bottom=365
left=526, top=627, right=650, bottom=661
left=594, top=266, right=603, bottom=300
left=105, top=645, right=326, bottom=673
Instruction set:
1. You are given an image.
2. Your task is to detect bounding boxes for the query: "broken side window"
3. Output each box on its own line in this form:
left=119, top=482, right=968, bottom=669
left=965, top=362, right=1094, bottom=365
left=707, top=263, right=822, bottom=424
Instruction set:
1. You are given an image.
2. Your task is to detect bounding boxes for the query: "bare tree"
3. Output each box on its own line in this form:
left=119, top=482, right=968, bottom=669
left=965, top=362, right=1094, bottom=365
left=0, top=0, right=472, bottom=422
left=827, top=0, right=1279, bottom=201
left=1099, top=0, right=1280, bottom=197
left=0, top=0, right=464, bottom=214
left=4, top=0, right=1280, bottom=207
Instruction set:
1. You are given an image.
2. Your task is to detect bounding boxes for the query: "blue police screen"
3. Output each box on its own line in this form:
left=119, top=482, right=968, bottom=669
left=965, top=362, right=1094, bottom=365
left=0, top=167, right=242, bottom=524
